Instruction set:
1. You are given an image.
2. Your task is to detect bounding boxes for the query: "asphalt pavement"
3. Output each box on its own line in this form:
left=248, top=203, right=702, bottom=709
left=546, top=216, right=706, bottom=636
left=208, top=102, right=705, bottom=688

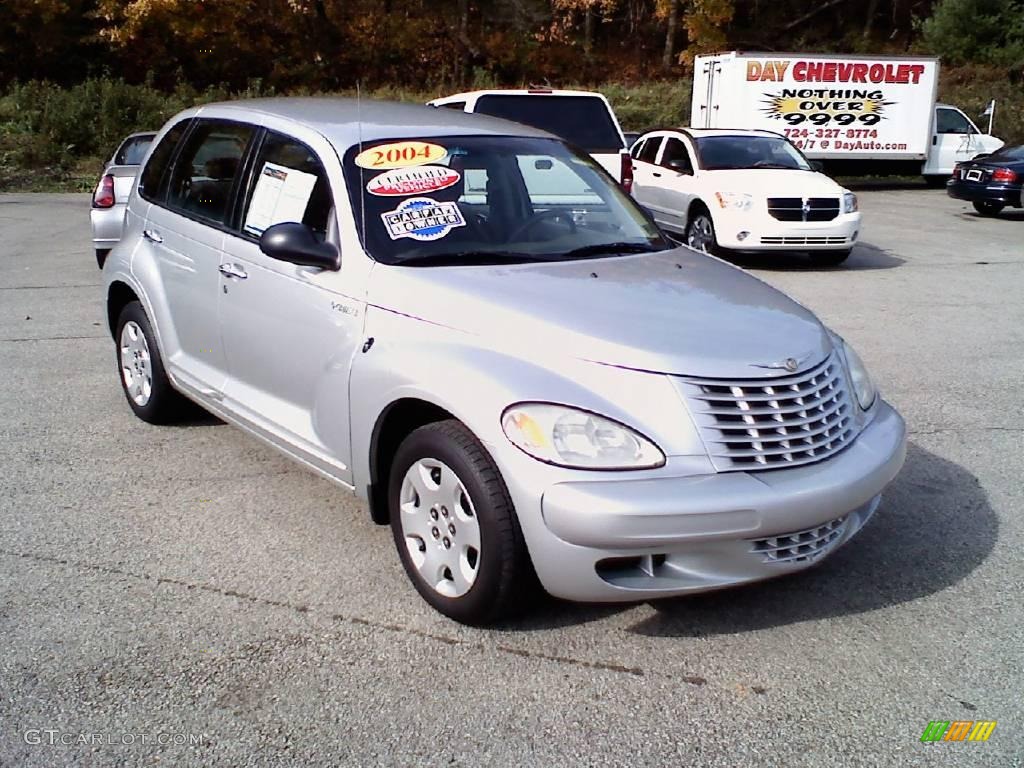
left=1, top=189, right=1021, bottom=766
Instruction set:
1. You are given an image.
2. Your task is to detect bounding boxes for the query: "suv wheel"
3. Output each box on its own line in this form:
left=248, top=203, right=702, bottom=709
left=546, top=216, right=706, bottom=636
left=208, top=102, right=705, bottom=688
left=972, top=200, right=1004, bottom=217
left=115, top=301, right=188, bottom=424
left=686, top=209, right=720, bottom=255
left=389, top=420, right=532, bottom=625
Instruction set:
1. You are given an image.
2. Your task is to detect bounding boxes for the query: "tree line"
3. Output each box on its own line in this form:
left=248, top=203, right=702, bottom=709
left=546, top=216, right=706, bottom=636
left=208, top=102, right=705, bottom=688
left=2, top=0, right=1021, bottom=92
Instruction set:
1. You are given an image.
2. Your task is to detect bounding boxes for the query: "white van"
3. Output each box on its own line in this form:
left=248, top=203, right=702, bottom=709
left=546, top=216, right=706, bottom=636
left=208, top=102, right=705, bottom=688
left=427, top=89, right=632, bottom=188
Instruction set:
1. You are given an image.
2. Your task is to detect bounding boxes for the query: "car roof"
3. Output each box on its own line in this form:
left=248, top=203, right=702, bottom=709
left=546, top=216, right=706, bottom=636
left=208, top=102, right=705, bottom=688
left=432, top=89, right=608, bottom=101
left=184, top=97, right=557, bottom=149
left=650, top=128, right=782, bottom=139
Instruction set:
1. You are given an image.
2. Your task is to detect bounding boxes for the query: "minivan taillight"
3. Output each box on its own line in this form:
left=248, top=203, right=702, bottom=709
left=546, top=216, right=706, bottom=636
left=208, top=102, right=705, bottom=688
left=93, top=174, right=115, bottom=208
left=992, top=167, right=1018, bottom=183
left=620, top=151, right=634, bottom=194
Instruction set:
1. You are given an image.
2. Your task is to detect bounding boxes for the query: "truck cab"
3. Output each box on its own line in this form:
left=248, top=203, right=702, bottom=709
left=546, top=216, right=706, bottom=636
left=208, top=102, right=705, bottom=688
left=922, top=103, right=1004, bottom=183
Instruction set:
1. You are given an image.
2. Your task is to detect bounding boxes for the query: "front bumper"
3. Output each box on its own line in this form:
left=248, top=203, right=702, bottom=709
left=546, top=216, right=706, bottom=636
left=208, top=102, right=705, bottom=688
left=715, top=209, right=860, bottom=251
left=947, top=179, right=1023, bottom=207
left=520, top=400, right=905, bottom=602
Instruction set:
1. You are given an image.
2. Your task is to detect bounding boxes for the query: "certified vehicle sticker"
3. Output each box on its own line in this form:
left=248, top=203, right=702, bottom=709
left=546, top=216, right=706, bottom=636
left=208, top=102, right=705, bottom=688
left=367, top=165, right=461, bottom=196
left=355, top=141, right=447, bottom=170
left=381, top=197, right=466, bottom=241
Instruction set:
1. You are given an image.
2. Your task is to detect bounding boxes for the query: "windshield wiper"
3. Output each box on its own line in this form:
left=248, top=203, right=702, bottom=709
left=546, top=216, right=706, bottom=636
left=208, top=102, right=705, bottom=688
left=751, top=163, right=804, bottom=170
left=389, top=250, right=554, bottom=267
left=560, top=242, right=666, bottom=259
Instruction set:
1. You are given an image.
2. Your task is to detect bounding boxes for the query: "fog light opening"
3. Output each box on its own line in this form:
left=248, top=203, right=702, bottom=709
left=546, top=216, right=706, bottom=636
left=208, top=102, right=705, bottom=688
left=851, top=230, right=859, bottom=242
left=736, top=231, right=750, bottom=242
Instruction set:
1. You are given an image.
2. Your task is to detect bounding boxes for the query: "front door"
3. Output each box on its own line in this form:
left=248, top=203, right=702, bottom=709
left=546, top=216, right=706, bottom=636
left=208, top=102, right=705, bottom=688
left=650, top=137, right=697, bottom=234
left=925, top=107, right=981, bottom=176
left=218, top=129, right=363, bottom=484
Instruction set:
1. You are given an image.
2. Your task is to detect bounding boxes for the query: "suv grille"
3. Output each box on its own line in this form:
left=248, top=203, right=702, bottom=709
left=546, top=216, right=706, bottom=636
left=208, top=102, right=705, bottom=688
left=767, top=197, right=840, bottom=222
left=751, top=516, right=847, bottom=564
left=678, top=354, right=855, bottom=471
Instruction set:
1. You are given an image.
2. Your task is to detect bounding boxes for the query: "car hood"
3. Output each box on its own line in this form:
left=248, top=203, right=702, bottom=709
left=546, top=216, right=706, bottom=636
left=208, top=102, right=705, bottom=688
left=368, top=247, right=833, bottom=379
left=706, top=169, right=845, bottom=196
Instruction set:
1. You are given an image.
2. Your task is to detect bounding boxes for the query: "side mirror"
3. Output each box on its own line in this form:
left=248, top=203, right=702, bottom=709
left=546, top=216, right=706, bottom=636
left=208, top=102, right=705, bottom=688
left=666, top=159, right=692, bottom=175
left=259, top=222, right=340, bottom=270
left=809, top=160, right=824, bottom=172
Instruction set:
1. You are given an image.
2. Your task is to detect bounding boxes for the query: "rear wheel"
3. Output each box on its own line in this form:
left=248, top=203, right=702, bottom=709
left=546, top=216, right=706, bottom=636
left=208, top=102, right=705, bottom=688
left=115, top=301, right=188, bottom=424
left=808, top=249, right=852, bottom=267
left=96, top=249, right=110, bottom=269
left=972, top=200, right=1005, bottom=217
left=685, top=209, right=720, bottom=255
left=389, top=420, right=533, bottom=625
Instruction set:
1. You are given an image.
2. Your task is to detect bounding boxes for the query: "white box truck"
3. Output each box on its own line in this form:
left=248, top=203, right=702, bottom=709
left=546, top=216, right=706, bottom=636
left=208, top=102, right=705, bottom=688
left=691, top=52, right=1003, bottom=184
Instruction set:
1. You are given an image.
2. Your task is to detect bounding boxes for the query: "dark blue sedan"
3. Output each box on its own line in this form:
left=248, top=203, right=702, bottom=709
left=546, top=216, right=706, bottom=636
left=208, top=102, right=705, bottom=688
left=947, top=144, right=1024, bottom=217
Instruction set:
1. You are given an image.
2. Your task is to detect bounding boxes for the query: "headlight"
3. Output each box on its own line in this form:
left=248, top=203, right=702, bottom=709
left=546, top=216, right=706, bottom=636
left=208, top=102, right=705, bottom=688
left=501, top=403, right=665, bottom=470
left=714, top=191, right=753, bottom=211
left=842, top=192, right=858, bottom=213
left=842, top=341, right=876, bottom=410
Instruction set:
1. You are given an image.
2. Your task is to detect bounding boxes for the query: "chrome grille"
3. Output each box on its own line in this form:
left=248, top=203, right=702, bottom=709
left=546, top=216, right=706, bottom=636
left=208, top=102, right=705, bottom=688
left=679, top=354, right=855, bottom=471
left=766, top=197, right=840, bottom=222
left=751, top=516, right=847, bottom=564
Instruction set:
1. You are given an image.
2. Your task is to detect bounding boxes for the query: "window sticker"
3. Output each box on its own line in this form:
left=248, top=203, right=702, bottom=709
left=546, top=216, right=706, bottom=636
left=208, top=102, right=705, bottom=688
left=380, top=197, right=466, bottom=241
left=367, top=165, right=461, bottom=196
left=243, top=161, right=318, bottom=236
left=355, top=141, right=447, bottom=170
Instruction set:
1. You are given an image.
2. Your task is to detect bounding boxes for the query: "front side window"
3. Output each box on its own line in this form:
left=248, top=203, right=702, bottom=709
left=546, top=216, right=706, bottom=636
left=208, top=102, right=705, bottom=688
left=344, top=135, right=667, bottom=266
left=138, top=121, right=189, bottom=203
left=694, top=135, right=810, bottom=171
left=240, top=132, right=333, bottom=239
left=166, top=121, right=255, bottom=225
left=936, top=108, right=973, bottom=135
left=660, top=138, right=692, bottom=171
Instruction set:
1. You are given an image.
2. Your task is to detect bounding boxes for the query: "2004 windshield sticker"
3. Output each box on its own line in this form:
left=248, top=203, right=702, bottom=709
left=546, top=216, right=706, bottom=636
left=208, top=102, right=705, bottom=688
left=355, top=141, right=447, bottom=170
left=381, top=197, right=466, bottom=241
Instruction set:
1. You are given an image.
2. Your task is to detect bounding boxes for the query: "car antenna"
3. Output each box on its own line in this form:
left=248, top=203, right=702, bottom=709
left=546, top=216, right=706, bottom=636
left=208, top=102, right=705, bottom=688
left=357, top=80, right=366, bottom=244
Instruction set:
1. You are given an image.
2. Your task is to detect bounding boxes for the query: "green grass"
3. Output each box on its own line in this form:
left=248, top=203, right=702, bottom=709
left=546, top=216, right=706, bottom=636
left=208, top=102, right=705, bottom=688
left=1, top=71, right=1019, bottom=193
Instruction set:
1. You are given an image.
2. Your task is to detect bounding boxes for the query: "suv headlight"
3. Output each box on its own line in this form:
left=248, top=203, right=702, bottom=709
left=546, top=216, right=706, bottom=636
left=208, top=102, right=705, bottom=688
left=842, top=341, right=876, bottom=410
left=501, top=403, right=665, bottom=470
left=714, top=191, right=753, bottom=211
left=842, top=192, right=858, bottom=213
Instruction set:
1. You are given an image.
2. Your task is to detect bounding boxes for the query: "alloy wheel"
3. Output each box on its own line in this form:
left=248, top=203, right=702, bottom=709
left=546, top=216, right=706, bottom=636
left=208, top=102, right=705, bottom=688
left=120, top=320, right=153, bottom=406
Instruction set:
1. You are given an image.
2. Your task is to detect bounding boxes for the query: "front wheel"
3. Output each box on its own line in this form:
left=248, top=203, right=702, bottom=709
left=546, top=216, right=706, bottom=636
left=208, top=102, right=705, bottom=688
left=973, top=200, right=1005, bottom=217
left=808, top=249, right=852, bottom=267
left=685, top=210, right=720, bottom=255
left=389, top=420, right=533, bottom=625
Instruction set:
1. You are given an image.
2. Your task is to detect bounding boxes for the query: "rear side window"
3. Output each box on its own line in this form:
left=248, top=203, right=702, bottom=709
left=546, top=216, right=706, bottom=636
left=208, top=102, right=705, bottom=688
left=630, top=139, right=646, bottom=160
left=166, top=121, right=255, bottom=225
left=138, top=122, right=189, bottom=203
left=240, top=132, right=333, bottom=239
left=115, top=135, right=154, bottom=166
left=637, top=137, right=661, bottom=164
left=474, top=95, right=625, bottom=154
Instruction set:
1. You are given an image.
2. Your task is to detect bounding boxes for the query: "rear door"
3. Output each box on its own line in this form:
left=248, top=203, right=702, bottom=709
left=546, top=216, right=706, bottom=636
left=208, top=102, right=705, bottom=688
left=142, top=119, right=256, bottom=395
left=629, top=136, right=663, bottom=219
left=218, top=128, right=361, bottom=483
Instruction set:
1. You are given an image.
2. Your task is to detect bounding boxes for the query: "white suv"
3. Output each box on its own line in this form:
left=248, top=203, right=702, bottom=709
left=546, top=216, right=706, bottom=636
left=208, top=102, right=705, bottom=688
left=427, top=89, right=631, bottom=188
left=630, top=128, right=861, bottom=266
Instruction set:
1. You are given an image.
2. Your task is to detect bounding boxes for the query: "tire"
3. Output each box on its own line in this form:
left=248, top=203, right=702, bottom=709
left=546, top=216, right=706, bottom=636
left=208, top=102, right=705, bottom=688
left=923, top=175, right=948, bottom=188
left=96, top=249, right=110, bottom=269
left=388, top=419, right=533, bottom=625
left=685, top=208, right=721, bottom=255
left=115, top=301, right=188, bottom=424
left=808, top=249, right=852, bottom=267
left=972, top=200, right=1005, bottom=217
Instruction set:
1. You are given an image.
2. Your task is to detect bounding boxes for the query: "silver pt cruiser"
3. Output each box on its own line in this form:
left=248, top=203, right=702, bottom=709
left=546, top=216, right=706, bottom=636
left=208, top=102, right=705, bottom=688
left=103, top=98, right=906, bottom=624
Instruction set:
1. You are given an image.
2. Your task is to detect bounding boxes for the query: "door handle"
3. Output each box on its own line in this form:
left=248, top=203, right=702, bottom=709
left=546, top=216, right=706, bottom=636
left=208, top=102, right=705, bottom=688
left=142, top=229, right=163, bottom=244
left=652, top=172, right=662, bottom=178
left=218, top=263, right=248, bottom=280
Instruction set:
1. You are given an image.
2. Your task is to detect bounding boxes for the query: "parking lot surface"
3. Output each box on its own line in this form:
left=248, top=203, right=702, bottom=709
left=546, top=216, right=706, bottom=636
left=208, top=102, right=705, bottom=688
left=1, top=190, right=1021, bottom=766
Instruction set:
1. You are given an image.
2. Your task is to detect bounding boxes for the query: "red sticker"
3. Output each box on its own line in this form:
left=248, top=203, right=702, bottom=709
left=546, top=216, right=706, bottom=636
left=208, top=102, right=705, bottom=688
left=367, top=165, right=461, bottom=197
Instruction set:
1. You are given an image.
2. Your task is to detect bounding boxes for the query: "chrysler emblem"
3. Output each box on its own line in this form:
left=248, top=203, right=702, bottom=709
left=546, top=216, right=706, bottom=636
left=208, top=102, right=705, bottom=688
left=751, top=351, right=813, bottom=372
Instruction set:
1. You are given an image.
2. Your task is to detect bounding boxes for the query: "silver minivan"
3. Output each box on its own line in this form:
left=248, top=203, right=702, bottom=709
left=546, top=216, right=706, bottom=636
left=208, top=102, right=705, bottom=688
left=104, top=98, right=906, bottom=624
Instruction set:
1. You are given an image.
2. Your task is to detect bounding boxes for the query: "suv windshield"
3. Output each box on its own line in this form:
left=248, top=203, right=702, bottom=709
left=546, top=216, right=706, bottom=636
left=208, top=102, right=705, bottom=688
left=344, top=135, right=668, bottom=266
left=695, top=135, right=811, bottom=171
left=473, top=95, right=625, bottom=154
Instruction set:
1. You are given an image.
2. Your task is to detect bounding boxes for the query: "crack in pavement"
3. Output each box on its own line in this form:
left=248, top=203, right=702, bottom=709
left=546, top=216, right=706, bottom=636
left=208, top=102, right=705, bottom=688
left=1, top=548, right=660, bottom=681
left=0, top=284, right=103, bottom=290
left=909, top=426, right=1024, bottom=435
left=0, top=335, right=106, bottom=343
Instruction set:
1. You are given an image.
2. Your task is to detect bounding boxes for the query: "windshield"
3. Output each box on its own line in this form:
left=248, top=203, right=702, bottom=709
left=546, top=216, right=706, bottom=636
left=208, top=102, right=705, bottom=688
left=344, top=135, right=668, bottom=266
left=695, top=135, right=811, bottom=171
left=473, top=95, right=625, bottom=154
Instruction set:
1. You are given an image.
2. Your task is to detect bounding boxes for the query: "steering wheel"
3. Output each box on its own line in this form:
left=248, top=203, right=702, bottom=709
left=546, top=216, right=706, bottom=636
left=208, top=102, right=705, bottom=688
left=508, top=209, right=577, bottom=241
